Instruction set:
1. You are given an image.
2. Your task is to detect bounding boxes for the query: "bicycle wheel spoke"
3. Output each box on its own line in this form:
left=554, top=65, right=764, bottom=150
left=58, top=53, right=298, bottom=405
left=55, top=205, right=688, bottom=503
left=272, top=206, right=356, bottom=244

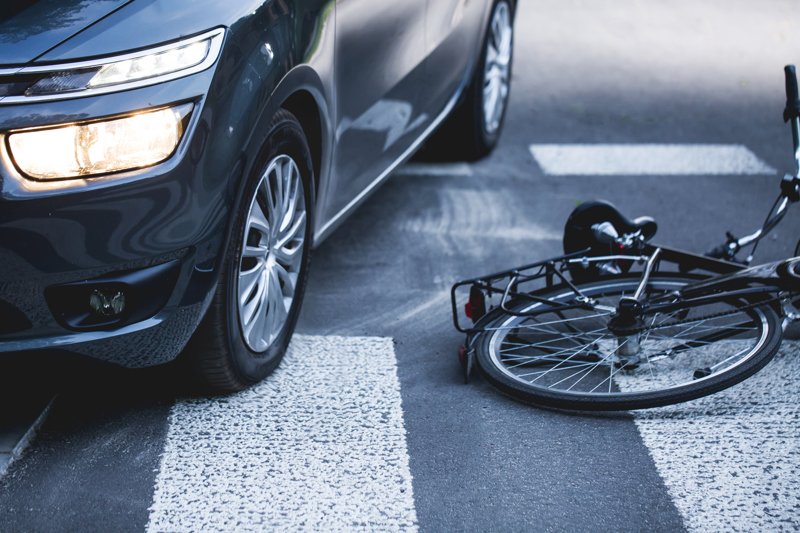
left=565, top=348, right=619, bottom=392
left=499, top=325, right=608, bottom=353
left=588, top=343, right=634, bottom=394
left=502, top=343, right=600, bottom=369
left=525, top=332, right=613, bottom=385
left=636, top=313, right=661, bottom=384
left=485, top=311, right=613, bottom=332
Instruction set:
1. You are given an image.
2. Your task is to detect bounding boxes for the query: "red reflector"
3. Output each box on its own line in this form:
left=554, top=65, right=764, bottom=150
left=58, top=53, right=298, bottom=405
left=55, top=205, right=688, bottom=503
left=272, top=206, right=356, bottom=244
left=465, top=285, right=486, bottom=323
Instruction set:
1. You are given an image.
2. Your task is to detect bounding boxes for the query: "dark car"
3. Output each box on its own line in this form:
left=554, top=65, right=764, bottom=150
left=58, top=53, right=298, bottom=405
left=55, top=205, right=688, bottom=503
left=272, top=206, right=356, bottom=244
left=0, top=0, right=514, bottom=391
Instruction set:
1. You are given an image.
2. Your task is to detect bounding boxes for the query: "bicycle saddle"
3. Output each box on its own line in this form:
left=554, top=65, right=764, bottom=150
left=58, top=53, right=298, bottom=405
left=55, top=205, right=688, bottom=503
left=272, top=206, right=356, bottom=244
left=563, top=200, right=657, bottom=255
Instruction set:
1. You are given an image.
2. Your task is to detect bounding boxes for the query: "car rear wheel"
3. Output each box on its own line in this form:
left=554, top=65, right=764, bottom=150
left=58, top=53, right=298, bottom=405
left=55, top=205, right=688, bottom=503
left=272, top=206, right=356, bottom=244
left=185, top=109, right=313, bottom=392
left=416, top=0, right=514, bottom=162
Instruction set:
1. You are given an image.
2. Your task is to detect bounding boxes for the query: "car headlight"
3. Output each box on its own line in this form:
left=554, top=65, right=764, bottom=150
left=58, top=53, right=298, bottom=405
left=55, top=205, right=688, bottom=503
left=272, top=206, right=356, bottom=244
left=7, top=103, right=193, bottom=180
left=27, top=41, right=210, bottom=95
left=4, top=28, right=224, bottom=102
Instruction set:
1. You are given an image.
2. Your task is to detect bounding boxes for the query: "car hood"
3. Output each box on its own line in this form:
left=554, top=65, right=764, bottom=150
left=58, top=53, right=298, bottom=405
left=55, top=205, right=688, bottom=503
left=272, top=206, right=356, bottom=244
left=29, top=0, right=250, bottom=65
left=0, top=0, right=132, bottom=67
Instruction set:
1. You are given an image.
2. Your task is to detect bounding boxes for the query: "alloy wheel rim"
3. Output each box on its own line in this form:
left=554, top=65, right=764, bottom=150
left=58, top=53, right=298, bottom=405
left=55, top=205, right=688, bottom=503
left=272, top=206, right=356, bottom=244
left=482, top=1, right=513, bottom=135
left=237, top=154, right=307, bottom=352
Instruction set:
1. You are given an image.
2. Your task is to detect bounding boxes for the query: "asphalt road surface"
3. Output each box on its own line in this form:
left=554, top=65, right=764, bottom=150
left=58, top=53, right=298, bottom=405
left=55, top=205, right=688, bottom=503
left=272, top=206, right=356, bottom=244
left=2, top=1, right=800, bottom=531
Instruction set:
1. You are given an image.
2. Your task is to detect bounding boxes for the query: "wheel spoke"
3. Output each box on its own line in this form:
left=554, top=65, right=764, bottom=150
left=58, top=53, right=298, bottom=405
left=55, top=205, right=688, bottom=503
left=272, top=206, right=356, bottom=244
left=524, top=333, right=611, bottom=384
left=278, top=160, right=294, bottom=232
left=273, top=211, right=306, bottom=266
left=280, top=171, right=300, bottom=234
left=261, top=173, right=278, bottom=234
left=502, top=343, right=597, bottom=368
left=240, top=268, right=266, bottom=328
left=248, top=200, right=271, bottom=236
left=267, top=265, right=289, bottom=333
left=244, top=281, right=269, bottom=350
left=274, top=262, right=298, bottom=296
left=239, top=262, right=265, bottom=306
left=243, top=244, right=268, bottom=258
left=486, top=43, right=499, bottom=67
left=485, top=311, right=613, bottom=331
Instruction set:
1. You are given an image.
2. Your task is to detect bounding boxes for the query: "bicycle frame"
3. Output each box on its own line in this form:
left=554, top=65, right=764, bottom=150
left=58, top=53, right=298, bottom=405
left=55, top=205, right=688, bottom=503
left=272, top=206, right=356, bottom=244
left=451, top=243, right=800, bottom=333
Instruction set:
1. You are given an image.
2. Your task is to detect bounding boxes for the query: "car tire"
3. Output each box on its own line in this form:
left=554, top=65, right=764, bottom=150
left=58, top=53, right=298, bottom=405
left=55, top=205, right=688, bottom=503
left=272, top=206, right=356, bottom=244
left=185, top=109, right=314, bottom=392
left=416, top=0, right=514, bottom=162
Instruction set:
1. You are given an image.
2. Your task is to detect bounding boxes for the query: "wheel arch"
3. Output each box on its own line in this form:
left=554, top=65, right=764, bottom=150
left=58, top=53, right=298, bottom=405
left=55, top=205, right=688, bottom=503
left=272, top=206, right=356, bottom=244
left=280, top=88, right=324, bottom=197
left=238, top=64, right=332, bottom=242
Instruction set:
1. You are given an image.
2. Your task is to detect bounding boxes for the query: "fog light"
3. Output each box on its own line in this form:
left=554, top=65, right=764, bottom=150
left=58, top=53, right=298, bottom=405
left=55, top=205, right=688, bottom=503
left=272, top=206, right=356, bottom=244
left=89, top=289, right=126, bottom=316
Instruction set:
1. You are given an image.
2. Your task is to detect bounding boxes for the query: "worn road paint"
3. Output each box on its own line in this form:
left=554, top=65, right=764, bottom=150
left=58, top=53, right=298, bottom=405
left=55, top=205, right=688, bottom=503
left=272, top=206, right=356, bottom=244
left=631, top=342, right=800, bottom=532
left=529, top=144, right=776, bottom=175
left=147, top=335, right=417, bottom=532
left=400, top=188, right=560, bottom=242
left=396, top=162, right=473, bottom=176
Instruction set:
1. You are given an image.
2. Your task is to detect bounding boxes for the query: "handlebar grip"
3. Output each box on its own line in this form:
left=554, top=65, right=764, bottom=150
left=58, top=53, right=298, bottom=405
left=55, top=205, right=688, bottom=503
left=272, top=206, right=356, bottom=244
left=784, top=65, right=800, bottom=123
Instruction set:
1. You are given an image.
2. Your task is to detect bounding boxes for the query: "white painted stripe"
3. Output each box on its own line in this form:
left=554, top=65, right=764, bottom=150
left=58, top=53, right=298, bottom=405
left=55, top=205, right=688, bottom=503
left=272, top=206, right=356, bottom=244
left=147, top=335, right=418, bottom=532
left=629, top=342, right=800, bottom=532
left=395, top=162, right=473, bottom=177
left=529, top=144, right=776, bottom=175
left=0, top=395, right=57, bottom=477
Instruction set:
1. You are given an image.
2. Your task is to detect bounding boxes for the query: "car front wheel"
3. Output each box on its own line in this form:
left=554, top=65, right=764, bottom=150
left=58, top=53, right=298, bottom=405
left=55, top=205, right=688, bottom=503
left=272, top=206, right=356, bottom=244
left=186, top=109, right=313, bottom=392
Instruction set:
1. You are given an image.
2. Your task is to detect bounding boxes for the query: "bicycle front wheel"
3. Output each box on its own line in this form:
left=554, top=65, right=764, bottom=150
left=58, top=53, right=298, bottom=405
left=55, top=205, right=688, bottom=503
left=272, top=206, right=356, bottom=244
left=472, top=274, right=782, bottom=410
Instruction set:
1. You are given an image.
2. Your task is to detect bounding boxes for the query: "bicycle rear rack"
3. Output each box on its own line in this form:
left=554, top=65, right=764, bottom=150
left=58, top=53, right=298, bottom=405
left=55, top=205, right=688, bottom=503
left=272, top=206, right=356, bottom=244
left=451, top=244, right=744, bottom=334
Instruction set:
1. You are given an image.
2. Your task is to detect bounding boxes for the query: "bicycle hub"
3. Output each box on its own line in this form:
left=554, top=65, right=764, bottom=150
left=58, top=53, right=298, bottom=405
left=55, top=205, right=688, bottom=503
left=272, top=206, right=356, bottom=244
left=607, top=297, right=646, bottom=335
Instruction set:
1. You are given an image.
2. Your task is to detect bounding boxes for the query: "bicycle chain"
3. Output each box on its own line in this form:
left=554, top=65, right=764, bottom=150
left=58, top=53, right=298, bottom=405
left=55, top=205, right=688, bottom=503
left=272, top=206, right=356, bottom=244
left=627, top=293, right=789, bottom=332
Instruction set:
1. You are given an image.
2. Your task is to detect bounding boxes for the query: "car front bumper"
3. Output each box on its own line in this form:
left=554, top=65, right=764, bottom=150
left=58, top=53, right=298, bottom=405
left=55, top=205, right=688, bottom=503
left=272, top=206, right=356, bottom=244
left=0, top=31, right=256, bottom=368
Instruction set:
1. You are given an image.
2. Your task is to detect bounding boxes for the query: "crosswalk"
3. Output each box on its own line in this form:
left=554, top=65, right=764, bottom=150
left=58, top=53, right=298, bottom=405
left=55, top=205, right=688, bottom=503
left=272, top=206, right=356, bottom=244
left=631, top=341, right=800, bottom=532
left=143, top=334, right=800, bottom=531
left=529, top=144, right=777, bottom=175
left=146, top=336, right=417, bottom=532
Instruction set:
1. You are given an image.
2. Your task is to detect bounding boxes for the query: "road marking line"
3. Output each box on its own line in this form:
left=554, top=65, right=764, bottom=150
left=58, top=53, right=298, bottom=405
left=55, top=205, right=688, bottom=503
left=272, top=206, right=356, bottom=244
left=529, top=144, right=776, bottom=175
left=627, top=342, right=800, bottom=532
left=0, top=394, right=57, bottom=478
left=396, top=162, right=473, bottom=176
left=146, top=335, right=418, bottom=532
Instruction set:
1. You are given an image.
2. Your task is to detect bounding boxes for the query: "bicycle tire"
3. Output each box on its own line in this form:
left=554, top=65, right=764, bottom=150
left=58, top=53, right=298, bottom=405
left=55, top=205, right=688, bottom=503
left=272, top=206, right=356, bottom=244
left=471, top=273, right=782, bottom=410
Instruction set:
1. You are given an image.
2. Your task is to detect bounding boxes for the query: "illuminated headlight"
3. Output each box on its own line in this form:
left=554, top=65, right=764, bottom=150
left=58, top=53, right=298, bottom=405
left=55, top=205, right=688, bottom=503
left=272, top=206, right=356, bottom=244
left=27, top=41, right=209, bottom=95
left=7, top=104, right=193, bottom=180
left=91, top=40, right=210, bottom=88
left=9, top=28, right=224, bottom=101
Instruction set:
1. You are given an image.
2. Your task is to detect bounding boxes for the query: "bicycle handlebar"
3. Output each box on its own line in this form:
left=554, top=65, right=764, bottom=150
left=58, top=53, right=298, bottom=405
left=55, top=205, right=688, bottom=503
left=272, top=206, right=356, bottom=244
left=785, top=65, right=800, bottom=122
left=785, top=65, right=800, bottom=178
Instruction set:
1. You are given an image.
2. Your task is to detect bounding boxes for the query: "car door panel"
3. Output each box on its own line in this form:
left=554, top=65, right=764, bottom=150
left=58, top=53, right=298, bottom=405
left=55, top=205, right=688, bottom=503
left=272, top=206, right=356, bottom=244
left=421, top=0, right=488, bottom=123
left=322, top=0, right=428, bottom=227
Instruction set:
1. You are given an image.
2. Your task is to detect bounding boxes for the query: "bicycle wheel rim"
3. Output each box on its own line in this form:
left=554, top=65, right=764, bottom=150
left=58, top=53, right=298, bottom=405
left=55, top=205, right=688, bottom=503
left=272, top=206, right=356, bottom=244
left=475, top=275, right=780, bottom=410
